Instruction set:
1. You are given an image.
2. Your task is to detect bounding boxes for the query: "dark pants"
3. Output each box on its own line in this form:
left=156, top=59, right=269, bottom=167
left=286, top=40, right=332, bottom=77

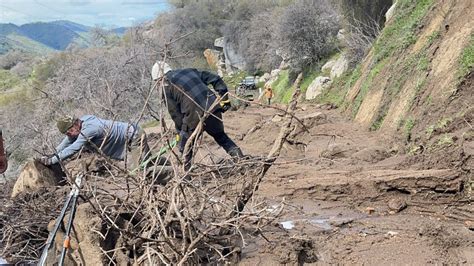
left=179, top=111, right=240, bottom=168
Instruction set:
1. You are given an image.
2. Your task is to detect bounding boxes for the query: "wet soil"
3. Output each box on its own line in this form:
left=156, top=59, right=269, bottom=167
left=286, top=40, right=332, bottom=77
left=211, top=104, right=474, bottom=265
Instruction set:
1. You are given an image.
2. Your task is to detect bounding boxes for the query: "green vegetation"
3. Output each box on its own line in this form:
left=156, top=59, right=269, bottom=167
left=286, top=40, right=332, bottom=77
left=272, top=69, right=291, bottom=103
left=427, top=30, right=440, bottom=46
left=436, top=134, right=454, bottom=147
left=300, top=69, right=321, bottom=94
left=373, top=0, right=434, bottom=62
left=0, top=70, right=21, bottom=91
left=352, top=59, right=387, bottom=117
left=458, top=34, right=474, bottom=81
left=404, top=117, right=415, bottom=140
left=0, top=87, right=29, bottom=106
left=370, top=112, right=387, bottom=131
left=223, top=72, right=247, bottom=90
left=425, top=117, right=452, bottom=139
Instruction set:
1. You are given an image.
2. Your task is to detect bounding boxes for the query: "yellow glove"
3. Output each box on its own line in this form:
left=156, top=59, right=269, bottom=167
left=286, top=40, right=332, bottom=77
left=175, top=134, right=180, bottom=142
left=220, top=99, right=231, bottom=112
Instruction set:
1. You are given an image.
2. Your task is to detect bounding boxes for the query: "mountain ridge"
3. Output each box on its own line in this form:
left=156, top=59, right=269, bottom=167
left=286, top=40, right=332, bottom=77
left=0, top=20, right=127, bottom=55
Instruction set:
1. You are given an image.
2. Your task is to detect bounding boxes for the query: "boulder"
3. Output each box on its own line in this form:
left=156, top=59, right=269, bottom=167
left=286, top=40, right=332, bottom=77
left=302, top=112, right=327, bottom=128
left=11, top=160, right=63, bottom=198
left=322, top=60, right=336, bottom=74
left=337, top=29, right=346, bottom=45
left=203, top=49, right=221, bottom=72
left=47, top=203, right=105, bottom=265
left=259, top=73, right=271, bottom=83
left=305, top=76, right=332, bottom=100
left=352, top=146, right=389, bottom=163
left=330, top=53, right=349, bottom=79
left=385, top=1, right=397, bottom=22
left=214, top=37, right=224, bottom=48
left=388, top=198, right=407, bottom=213
left=320, top=143, right=353, bottom=159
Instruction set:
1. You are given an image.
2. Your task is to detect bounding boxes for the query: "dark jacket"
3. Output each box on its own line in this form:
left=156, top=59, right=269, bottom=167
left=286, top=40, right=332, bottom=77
left=163, top=68, right=229, bottom=132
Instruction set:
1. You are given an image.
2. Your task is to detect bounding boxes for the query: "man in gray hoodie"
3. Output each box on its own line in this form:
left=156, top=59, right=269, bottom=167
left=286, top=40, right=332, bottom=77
left=39, top=115, right=149, bottom=169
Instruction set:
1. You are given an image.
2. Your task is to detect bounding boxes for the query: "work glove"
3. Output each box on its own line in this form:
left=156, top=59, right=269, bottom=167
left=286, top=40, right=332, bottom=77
left=38, top=156, right=53, bottom=166
left=220, top=99, right=232, bottom=113
left=175, top=134, right=180, bottom=142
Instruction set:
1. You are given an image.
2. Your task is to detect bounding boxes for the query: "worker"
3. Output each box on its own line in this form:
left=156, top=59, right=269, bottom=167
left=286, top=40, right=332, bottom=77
left=264, top=85, right=274, bottom=105
left=38, top=115, right=150, bottom=169
left=151, top=61, right=244, bottom=170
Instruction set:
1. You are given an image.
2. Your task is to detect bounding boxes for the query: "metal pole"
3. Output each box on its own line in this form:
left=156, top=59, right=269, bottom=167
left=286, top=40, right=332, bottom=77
left=38, top=192, right=74, bottom=266
left=58, top=174, right=83, bottom=266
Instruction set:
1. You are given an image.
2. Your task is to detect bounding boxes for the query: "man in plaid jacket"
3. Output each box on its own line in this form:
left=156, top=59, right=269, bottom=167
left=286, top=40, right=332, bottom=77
left=152, top=61, right=244, bottom=169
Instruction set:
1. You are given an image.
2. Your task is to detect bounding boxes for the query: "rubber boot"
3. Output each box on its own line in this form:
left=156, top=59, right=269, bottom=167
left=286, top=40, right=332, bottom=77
left=228, top=147, right=244, bottom=158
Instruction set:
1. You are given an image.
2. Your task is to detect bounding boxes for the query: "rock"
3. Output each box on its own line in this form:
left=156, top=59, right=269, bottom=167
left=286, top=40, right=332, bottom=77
left=320, top=143, right=352, bottom=159
left=388, top=198, right=407, bottom=213
left=465, top=221, right=474, bottom=230
left=384, top=231, right=399, bottom=238
left=214, top=37, right=224, bottom=48
left=330, top=53, right=349, bottom=79
left=11, top=160, right=63, bottom=198
left=385, top=2, right=397, bottom=22
left=305, top=76, right=332, bottom=100
left=302, top=112, right=327, bottom=128
left=48, top=203, right=106, bottom=265
left=270, top=69, right=281, bottom=79
left=352, top=146, right=389, bottom=163
left=203, top=49, right=221, bottom=70
left=337, top=29, right=346, bottom=45
left=322, top=59, right=336, bottom=74
left=259, top=73, right=271, bottom=83
left=365, top=207, right=375, bottom=215
left=272, top=114, right=284, bottom=123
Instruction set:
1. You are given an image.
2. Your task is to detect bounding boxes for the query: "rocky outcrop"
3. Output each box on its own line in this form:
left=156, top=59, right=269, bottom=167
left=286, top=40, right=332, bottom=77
left=385, top=1, right=397, bottom=22
left=204, top=48, right=225, bottom=76
left=305, top=76, right=332, bottom=100
left=11, top=160, right=63, bottom=198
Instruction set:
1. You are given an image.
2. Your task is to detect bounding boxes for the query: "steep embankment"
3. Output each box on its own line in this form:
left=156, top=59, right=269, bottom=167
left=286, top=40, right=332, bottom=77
left=330, top=0, right=473, bottom=174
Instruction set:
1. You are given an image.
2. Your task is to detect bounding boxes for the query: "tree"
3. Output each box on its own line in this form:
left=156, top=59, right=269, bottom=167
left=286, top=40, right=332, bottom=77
left=277, top=0, right=340, bottom=70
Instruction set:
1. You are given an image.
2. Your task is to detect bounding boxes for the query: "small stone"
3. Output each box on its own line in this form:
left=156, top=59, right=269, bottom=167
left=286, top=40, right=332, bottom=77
left=385, top=231, right=399, bottom=238
left=388, top=211, right=396, bottom=215
left=366, top=207, right=375, bottom=214
left=465, top=221, right=474, bottom=230
left=388, top=198, right=407, bottom=213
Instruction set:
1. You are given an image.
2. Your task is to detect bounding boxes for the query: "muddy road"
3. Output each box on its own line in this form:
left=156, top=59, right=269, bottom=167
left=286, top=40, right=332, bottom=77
left=207, top=104, right=474, bottom=265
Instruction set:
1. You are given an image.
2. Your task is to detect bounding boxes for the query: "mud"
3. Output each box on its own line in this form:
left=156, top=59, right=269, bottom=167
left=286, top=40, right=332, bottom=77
left=218, top=104, right=473, bottom=265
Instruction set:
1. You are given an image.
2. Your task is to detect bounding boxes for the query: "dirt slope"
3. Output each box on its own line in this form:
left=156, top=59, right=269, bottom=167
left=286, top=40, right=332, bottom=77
left=207, top=103, right=473, bottom=265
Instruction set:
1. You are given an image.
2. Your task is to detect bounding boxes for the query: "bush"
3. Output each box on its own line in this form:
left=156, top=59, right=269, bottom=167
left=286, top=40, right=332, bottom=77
left=277, top=0, right=340, bottom=70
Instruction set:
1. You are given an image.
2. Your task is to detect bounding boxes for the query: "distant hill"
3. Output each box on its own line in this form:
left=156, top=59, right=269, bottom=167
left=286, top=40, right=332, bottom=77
left=0, top=20, right=128, bottom=55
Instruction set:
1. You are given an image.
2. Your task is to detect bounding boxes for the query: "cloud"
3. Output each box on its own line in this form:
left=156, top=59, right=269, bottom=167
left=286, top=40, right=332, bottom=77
left=0, top=0, right=170, bottom=27
left=121, top=0, right=168, bottom=5
left=68, top=0, right=91, bottom=6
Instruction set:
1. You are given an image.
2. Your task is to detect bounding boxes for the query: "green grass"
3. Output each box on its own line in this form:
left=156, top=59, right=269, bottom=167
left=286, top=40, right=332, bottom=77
left=0, top=70, right=21, bottom=91
left=300, top=69, right=321, bottom=94
left=404, top=117, right=415, bottom=140
left=373, top=0, right=434, bottom=63
left=425, top=117, right=452, bottom=139
left=272, top=69, right=291, bottom=103
left=427, top=30, right=440, bottom=46
left=370, top=111, right=387, bottom=131
left=352, top=59, right=388, bottom=117
left=223, top=71, right=247, bottom=91
left=0, top=87, right=29, bottom=106
left=436, top=134, right=454, bottom=147
left=458, top=34, right=474, bottom=80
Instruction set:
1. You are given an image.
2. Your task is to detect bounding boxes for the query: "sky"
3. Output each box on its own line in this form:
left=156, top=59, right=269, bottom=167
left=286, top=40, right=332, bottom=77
left=0, top=0, right=171, bottom=28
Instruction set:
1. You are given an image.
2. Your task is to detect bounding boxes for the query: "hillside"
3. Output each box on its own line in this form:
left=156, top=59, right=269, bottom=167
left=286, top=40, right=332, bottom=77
left=0, top=0, right=472, bottom=264
left=0, top=20, right=127, bottom=55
